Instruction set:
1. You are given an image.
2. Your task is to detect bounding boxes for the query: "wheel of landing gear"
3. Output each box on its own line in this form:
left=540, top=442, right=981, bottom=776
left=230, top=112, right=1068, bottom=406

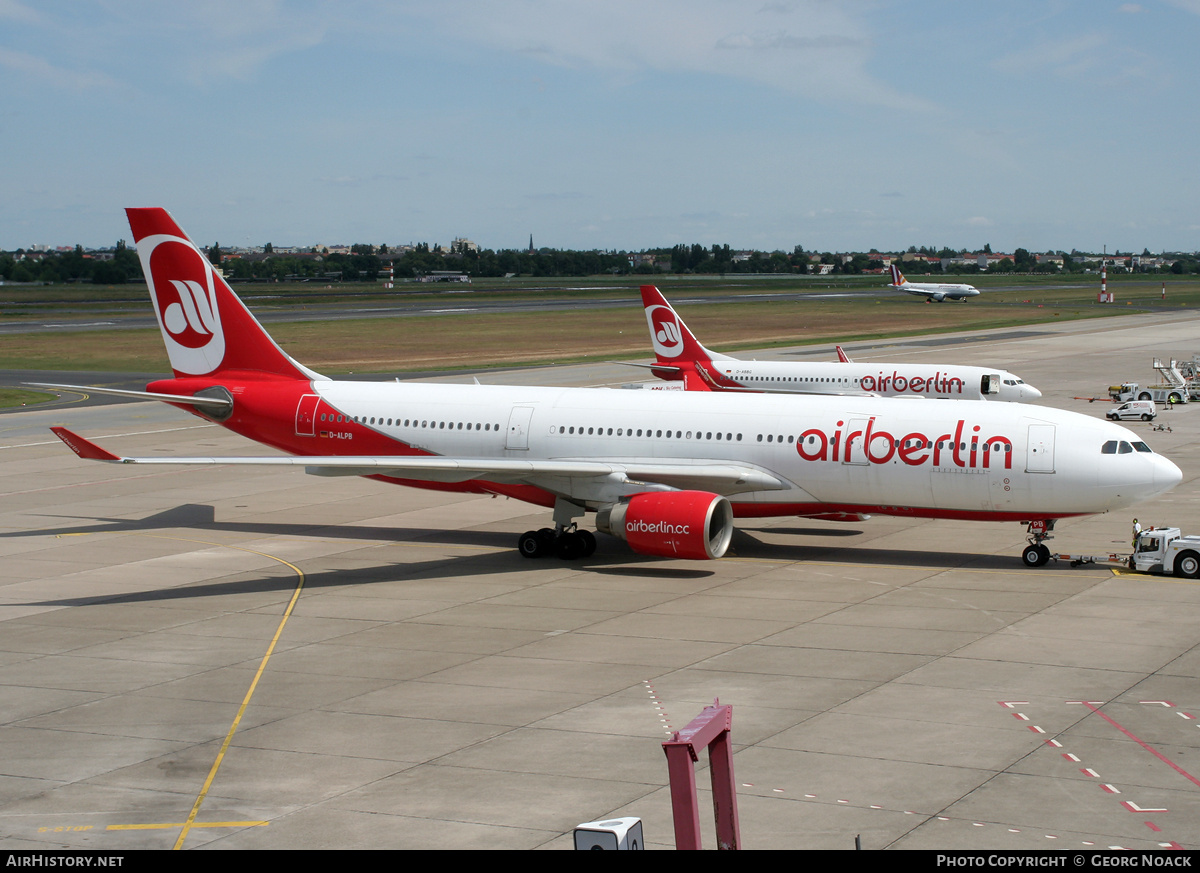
left=577, top=529, right=597, bottom=557
left=1022, top=543, right=1050, bottom=567
left=556, top=531, right=585, bottom=560
left=518, top=530, right=544, bottom=558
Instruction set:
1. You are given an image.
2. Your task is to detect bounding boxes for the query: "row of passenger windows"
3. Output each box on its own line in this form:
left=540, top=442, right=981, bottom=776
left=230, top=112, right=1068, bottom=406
left=553, top=425, right=744, bottom=441
left=551, top=427, right=1011, bottom=450
left=742, top=375, right=847, bottom=383
left=321, top=413, right=500, bottom=431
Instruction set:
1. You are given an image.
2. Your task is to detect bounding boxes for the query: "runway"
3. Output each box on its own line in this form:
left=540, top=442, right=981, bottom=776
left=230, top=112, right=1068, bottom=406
left=2, top=312, right=1200, bottom=850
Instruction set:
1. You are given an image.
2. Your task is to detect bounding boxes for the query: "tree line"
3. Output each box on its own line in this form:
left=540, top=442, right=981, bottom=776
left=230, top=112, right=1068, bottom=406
left=4, top=240, right=1199, bottom=285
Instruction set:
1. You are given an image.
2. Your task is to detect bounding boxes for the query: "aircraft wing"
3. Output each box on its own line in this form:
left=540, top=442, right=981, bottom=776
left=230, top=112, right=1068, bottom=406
left=50, top=428, right=784, bottom=495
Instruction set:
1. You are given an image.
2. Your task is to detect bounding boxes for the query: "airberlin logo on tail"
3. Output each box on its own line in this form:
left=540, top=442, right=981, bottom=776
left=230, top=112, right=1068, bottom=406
left=163, top=280, right=218, bottom=343
left=141, top=234, right=226, bottom=375
left=646, top=304, right=684, bottom=358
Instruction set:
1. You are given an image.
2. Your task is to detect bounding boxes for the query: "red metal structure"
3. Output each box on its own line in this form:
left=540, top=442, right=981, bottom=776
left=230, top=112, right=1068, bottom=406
left=661, top=699, right=741, bottom=850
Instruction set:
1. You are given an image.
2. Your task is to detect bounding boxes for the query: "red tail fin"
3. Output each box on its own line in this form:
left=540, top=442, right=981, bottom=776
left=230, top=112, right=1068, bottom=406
left=640, top=285, right=721, bottom=364
left=126, top=208, right=316, bottom=381
left=889, top=264, right=906, bottom=286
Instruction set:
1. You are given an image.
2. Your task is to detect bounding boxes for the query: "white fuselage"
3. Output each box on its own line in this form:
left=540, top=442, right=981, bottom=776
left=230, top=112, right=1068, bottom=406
left=894, top=281, right=980, bottom=301
left=700, top=358, right=1041, bottom=402
left=306, top=380, right=1178, bottom=520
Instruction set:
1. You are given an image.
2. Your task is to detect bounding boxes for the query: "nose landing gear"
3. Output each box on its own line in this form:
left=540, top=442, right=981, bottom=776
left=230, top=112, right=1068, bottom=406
left=1022, top=519, right=1055, bottom=567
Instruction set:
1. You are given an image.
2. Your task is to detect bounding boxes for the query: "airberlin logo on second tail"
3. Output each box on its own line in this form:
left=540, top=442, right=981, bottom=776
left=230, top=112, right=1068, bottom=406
left=142, top=234, right=226, bottom=375
left=646, top=304, right=684, bottom=358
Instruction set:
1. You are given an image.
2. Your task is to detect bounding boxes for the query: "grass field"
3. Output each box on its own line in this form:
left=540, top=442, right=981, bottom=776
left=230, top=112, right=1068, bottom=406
left=2, top=274, right=1197, bottom=374
left=0, top=388, right=54, bottom=409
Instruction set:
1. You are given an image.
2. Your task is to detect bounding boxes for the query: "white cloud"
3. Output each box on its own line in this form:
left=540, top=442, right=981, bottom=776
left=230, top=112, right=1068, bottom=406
left=0, top=0, right=38, bottom=24
left=0, top=47, right=118, bottom=90
left=410, top=0, right=936, bottom=111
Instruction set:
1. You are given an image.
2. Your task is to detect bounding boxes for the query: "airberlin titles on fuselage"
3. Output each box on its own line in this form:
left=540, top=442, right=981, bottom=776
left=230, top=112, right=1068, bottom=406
left=858, top=372, right=965, bottom=395
left=796, top=417, right=1011, bottom=469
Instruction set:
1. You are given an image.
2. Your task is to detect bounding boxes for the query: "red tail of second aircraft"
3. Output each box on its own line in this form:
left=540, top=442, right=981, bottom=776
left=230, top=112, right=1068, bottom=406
left=126, top=207, right=317, bottom=382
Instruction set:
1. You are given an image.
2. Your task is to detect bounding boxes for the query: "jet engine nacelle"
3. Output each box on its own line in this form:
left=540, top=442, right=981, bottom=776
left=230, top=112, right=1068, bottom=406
left=596, top=491, right=734, bottom=560
left=930, top=292, right=946, bottom=302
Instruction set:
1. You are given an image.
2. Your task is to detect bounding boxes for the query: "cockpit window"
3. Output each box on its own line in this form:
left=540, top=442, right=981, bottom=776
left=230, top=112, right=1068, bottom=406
left=1132, top=441, right=1152, bottom=453
left=1102, top=440, right=1118, bottom=454
left=1118, top=441, right=1133, bottom=454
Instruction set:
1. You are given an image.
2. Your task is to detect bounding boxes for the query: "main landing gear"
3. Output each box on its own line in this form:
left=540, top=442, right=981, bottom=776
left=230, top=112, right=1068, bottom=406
left=518, top=497, right=597, bottom=560
left=1022, top=519, right=1055, bottom=567
left=518, top=524, right=597, bottom=560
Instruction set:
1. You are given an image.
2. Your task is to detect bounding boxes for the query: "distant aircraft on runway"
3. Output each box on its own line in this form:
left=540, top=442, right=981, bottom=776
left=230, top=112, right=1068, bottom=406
left=889, top=264, right=980, bottom=302
left=635, top=285, right=1040, bottom=401
left=40, top=208, right=1178, bottom=568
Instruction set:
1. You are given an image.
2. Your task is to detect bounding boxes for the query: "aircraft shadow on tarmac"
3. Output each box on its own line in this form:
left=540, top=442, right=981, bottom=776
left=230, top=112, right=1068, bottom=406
left=11, top=503, right=1033, bottom=608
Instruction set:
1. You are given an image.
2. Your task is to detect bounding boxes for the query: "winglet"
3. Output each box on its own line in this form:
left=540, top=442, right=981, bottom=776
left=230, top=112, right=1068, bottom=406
left=50, top=427, right=123, bottom=462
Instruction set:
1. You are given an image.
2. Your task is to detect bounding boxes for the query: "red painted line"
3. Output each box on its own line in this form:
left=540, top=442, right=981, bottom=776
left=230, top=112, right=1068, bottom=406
left=1083, top=702, right=1200, bottom=789
left=1145, top=821, right=1161, bottom=832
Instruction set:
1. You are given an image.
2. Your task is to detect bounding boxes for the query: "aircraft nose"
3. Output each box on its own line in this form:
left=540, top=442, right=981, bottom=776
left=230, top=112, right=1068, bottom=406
left=1023, top=385, right=1042, bottom=400
left=1155, top=454, right=1183, bottom=494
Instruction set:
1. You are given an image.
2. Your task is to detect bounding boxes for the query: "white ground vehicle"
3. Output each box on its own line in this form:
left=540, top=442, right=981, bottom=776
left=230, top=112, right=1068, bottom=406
left=1129, top=528, right=1200, bottom=577
left=1109, top=382, right=1187, bottom=405
left=1109, top=358, right=1200, bottom=405
left=1032, top=526, right=1200, bottom=577
left=1107, top=400, right=1157, bottom=422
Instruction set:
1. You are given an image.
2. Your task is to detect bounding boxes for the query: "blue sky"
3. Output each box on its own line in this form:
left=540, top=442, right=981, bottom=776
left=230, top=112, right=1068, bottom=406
left=3, top=0, right=1198, bottom=254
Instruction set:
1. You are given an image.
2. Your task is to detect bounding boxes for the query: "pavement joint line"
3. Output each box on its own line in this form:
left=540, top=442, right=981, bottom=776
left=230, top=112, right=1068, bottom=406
left=127, top=533, right=305, bottom=851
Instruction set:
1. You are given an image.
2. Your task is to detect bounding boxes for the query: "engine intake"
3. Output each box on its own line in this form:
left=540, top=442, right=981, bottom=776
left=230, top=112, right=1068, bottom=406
left=596, top=491, right=734, bottom=560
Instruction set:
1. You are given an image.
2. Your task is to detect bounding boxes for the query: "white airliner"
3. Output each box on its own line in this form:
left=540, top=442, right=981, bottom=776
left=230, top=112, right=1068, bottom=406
left=889, top=264, right=980, bottom=302
left=43, top=208, right=1181, bottom=568
left=637, top=285, right=1040, bottom=401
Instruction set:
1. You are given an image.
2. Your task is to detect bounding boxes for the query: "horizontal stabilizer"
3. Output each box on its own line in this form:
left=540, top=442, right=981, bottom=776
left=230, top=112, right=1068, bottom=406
left=28, top=382, right=233, bottom=412
left=608, top=361, right=683, bottom=374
